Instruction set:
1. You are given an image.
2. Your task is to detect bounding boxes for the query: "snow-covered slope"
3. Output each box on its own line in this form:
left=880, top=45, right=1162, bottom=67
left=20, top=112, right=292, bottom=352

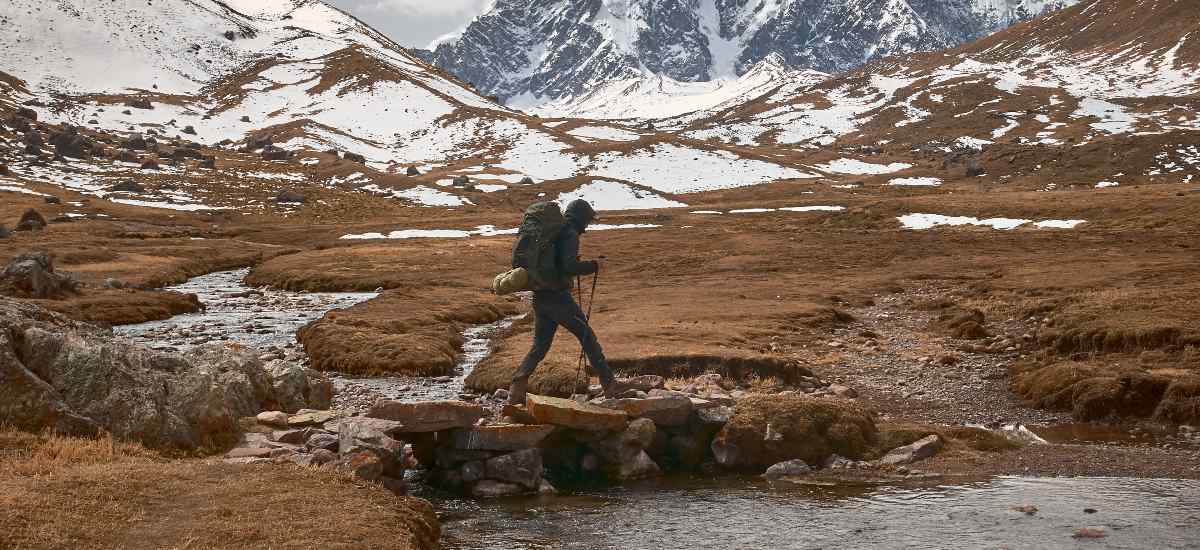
left=421, top=0, right=1079, bottom=116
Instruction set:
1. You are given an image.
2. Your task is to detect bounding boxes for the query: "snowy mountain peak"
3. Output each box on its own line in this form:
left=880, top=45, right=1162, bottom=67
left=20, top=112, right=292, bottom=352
left=422, top=0, right=1079, bottom=115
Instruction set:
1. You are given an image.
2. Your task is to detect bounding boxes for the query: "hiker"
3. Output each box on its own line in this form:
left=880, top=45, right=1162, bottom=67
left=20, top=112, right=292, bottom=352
left=507, top=199, right=622, bottom=405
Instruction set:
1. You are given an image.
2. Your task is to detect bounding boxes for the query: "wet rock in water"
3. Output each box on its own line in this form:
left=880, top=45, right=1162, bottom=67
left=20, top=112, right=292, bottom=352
left=256, top=411, right=289, bottom=427
left=367, top=400, right=485, bottom=432
left=471, top=479, right=526, bottom=498
left=616, top=450, right=661, bottom=480
left=484, top=448, right=543, bottom=489
left=710, top=394, right=876, bottom=470
left=267, top=362, right=332, bottom=413
left=1073, top=528, right=1106, bottom=539
left=306, top=432, right=339, bottom=452
left=527, top=394, right=628, bottom=432
left=764, top=459, right=812, bottom=478
left=343, top=152, right=366, bottom=164
left=406, top=166, right=420, bottom=176
left=15, top=209, right=47, bottom=232
left=452, top=424, right=556, bottom=451
left=2, top=251, right=79, bottom=298
left=110, top=180, right=145, bottom=193
left=274, top=189, right=306, bottom=204
left=879, top=435, right=943, bottom=466
left=1011, top=505, right=1038, bottom=515
left=598, top=394, right=692, bottom=427
left=538, top=477, right=557, bottom=494
left=588, top=418, right=661, bottom=480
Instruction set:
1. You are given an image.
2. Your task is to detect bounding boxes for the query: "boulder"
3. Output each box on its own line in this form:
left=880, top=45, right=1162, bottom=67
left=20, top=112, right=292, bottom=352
left=199, top=157, right=216, bottom=169
left=526, top=394, right=627, bottom=432
left=484, top=448, right=543, bottom=489
left=519, top=176, right=534, bottom=185
left=616, top=450, right=661, bottom=480
left=15, top=209, right=47, bottom=232
left=0, top=224, right=10, bottom=238
left=405, top=166, right=420, bottom=176
left=337, top=417, right=406, bottom=454
left=49, top=129, right=93, bottom=159
left=460, top=460, right=485, bottom=483
left=140, top=159, right=159, bottom=170
left=2, top=252, right=79, bottom=298
left=337, top=450, right=384, bottom=482
left=272, top=428, right=315, bottom=445
left=262, top=146, right=290, bottom=161
left=764, top=459, right=812, bottom=478
left=366, top=399, right=485, bottom=432
left=451, top=424, right=555, bottom=451
left=710, top=394, right=876, bottom=471
left=256, top=411, right=289, bottom=427
left=125, top=98, right=153, bottom=110
left=590, top=417, right=656, bottom=464
left=598, top=394, right=692, bottom=427
left=306, top=432, right=339, bottom=452
left=182, top=125, right=197, bottom=135
left=452, top=175, right=470, bottom=185
left=0, top=163, right=8, bottom=176
left=343, top=152, right=366, bottom=164
left=878, top=435, right=942, bottom=466
left=274, top=189, right=306, bottom=204
left=470, top=479, right=526, bottom=498
left=1, top=301, right=284, bottom=449
left=122, top=135, right=147, bottom=150
left=110, top=180, right=145, bottom=193
left=43, top=195, right=61, bottom=205
left=267, top=362, right=332, bottom=413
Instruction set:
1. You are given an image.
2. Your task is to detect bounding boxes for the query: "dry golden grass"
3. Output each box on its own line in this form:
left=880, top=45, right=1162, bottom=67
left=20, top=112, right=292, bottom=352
left=0, top=429, right=439, bottom=550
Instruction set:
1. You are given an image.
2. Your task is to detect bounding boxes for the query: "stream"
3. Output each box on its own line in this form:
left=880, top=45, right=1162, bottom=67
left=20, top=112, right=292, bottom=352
left=117, top=269, right=1200, bottom=549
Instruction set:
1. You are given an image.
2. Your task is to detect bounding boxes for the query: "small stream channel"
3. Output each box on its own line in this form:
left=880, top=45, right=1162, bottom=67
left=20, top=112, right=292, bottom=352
left=117, top=270, right=1200, bottom=549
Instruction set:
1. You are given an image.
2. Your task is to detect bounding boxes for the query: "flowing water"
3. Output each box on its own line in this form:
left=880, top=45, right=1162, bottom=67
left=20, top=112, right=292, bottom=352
left=433, top=475, right=1200, bottom=549
left=116, top=270, right=1200, bottom=549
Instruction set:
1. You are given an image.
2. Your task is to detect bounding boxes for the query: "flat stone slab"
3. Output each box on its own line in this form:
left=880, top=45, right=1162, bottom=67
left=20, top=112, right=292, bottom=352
left=879, top=435, right=943, bottom=466
left=225, top=447, right=272, bottom=459
left=287, top=410, right=337, bottom=427
left=598, top=395, right=693, bottom=427
left=453, top=424, right=556, bottom=451
left=527, top=394, right=627, bottom=432
left=367, top=400, right=484, bottom=432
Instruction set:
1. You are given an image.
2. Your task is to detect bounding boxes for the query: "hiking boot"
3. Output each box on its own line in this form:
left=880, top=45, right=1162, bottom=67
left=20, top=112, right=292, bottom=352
left=600, top=380, right=638, bottom=399
left=508, top=378, right=529, bottom=406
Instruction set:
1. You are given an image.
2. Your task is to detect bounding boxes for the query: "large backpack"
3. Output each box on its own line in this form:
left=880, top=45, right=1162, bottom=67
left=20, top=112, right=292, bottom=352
left=493, top=202, right=566, bottom=295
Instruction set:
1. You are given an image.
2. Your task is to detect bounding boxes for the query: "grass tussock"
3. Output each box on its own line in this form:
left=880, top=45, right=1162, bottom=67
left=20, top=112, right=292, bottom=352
left=0, top=428, right=440, bottom=550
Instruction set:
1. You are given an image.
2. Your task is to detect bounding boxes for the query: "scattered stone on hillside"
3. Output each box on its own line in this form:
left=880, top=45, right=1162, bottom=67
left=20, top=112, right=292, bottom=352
left=598, top=394, right=692, bottom=427
left=527, top=394, right=628, bottom=432
left=256, top=411, right=289, bottom=427
left=452, top=424, right=555, bottom=451
left=966, top=159, right=985, bottom=177
left=0, top=163, right=8, bottom=176
left=274, top=189, right=306, bottom=204
left=343, top=152, right=366, bottom=164
left=49, top=126, right=93, bottom=159
left=24, top=128, right=44, bottom=147
left=710, top=394, right=877, bottom=470
left=519, top=176, right=534, bottom=185
left=43, top=195, right=61, bottom=205
left=879, top=435, right=943, bottom=466
left=2, top=252, right=79, bottom=298
left=16, top=107, right=37, bottom=121
left=484, top=448, right=543, bottom=489
left=262, top=145, right=290, bottom=161
left=123, top=134, right=147, bottom=150
left=452, top=175, right=470, bottom=185
left=244, top=136, right=271, bottom=152
left=764, top=459, right=812, bottom=478
left=240, top=115, right=251, bottom=122
left=406, top=166, right=420, bottom=176
left=324, top=149, right=340, bottom=158
left=199, top=157, right=216, bottom=169
left=140, top=158, right=160, bottom=170
left=0, top=225, right=9, bottom=239
left=115, top=149, right=139, bottom=163
left=182, top=125, right=197, bottom=135
left=110, top=180, right=145, bottom=193
left=367, top=399, right=485, bottom=432
left=125, top=98, right=153, bottom=110
left=24, top=143, right=42, bottom=156
left=14, top=209, right=48, bottom=233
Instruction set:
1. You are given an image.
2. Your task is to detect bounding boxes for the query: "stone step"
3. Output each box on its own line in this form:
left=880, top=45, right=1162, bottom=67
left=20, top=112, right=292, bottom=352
left=526, top=394, right=627, bottom=432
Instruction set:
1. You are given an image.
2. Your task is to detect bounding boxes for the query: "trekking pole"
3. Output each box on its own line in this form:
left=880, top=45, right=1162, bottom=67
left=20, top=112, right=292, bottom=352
left=574, top=270, right=600, bottom=398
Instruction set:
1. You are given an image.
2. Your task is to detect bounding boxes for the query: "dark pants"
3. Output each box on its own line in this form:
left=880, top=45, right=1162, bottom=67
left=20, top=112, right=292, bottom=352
left=513, top=289, right=615, bottom=387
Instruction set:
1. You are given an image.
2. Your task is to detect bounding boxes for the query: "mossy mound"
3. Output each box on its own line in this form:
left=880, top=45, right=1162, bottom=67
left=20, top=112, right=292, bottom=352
left=711, top=394, right=877, bottom=471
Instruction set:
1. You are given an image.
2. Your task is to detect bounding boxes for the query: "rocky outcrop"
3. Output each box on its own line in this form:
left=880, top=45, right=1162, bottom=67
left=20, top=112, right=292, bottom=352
left=15, top=209, right=47, bottom=232
left=0, top=298, right=331, bottom=450
left=1, top=252, right=79, bottom=298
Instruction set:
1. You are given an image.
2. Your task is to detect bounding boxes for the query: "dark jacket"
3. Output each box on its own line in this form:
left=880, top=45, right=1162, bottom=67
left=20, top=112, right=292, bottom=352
left=541, top=217, right=598, bottom=291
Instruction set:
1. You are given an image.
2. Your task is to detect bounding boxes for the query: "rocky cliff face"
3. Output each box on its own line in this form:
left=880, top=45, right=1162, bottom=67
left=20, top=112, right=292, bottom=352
left=420, top=0, right=1077, bottom=106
